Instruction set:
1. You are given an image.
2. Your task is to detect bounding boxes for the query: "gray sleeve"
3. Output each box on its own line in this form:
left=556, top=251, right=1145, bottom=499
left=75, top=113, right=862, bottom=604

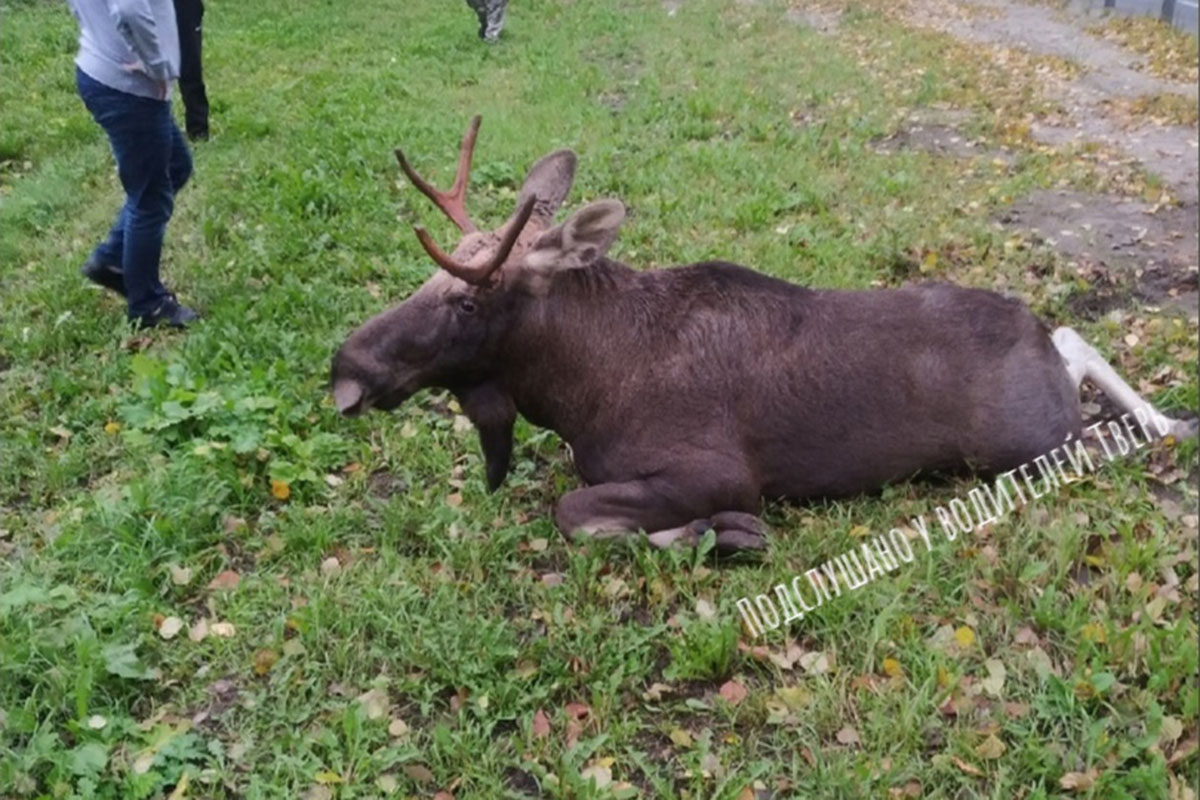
left=107, top=0, right=175, bottom=82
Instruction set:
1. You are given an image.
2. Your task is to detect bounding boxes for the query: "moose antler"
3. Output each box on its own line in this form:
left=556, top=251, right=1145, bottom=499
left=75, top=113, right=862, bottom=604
left=395, top=115, right=481, bottom=233
left=412, top=196, right=536, bottom=285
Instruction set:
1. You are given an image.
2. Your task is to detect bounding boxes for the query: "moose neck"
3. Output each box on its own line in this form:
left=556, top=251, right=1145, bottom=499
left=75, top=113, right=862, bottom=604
left=497, top=258, right=639, bottom=440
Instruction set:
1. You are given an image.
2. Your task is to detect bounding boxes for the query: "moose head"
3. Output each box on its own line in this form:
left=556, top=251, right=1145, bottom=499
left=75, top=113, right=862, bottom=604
left=330, top=116, right=628, bottom=489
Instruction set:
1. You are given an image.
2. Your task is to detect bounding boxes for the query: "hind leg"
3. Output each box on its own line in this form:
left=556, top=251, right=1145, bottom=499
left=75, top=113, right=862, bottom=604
left=1052, top=326, right=1196, bottom=440
left=646, top=512, right=768, bottom=554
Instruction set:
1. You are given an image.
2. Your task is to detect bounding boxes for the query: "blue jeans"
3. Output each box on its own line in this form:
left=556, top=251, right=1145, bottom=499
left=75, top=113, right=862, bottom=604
left=76, top=67, right=193, bottom=317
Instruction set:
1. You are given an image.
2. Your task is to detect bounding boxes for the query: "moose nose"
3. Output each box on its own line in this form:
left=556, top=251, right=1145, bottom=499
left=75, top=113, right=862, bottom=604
left=332, top=379, right=366, bottom=416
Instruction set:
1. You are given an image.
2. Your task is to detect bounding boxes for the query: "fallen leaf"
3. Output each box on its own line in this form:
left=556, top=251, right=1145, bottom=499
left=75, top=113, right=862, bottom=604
left=320, top=557, right=341, bottom=576
left=643, top=682, right=673, bottom=701
left=210, top=621, right=236, bottom=638
left=695, top=598, right=716, bottom=620
left=445, top=492, right=463, bottom=507
left=188, top=618, right=209, bottom=642
left=253, top=649, right=278, bottom=676
left=376, top=773, right=399, bottom=794
left=167, top=771, right=190, bottom=800
left=951, top=755, right=984, bottom=777
left=388, top=717, right=410, bottom=738
left=718, top=680, right=748, bottom=705
left=169, top=565, right=193, bottom=586
left=540, top=572, right=564, bottom=587
left=301, top=788, right=332, bottom=800
left=774, top=685, right=811, bottom=710
left=404, top=764, right=435, bottom=784
left=355, top=688, right=389, bottom=720
left=158, top=616, right=184, bottom=640
left=836, top=725, right=861, bottom=746
left=954, top=626, right=976, bottom=649
left=531, top=709, right=550, bottom=739
left=669, top=728, right=694, bottom=748
left=882, top=657, right=904, bottom=678
left=799, top=650, right=830, bottom=674
left=271, top=479, right=291, bottom=501
left=87, top=715, right=107, bottom=730
left=1059, top=770, right=1098, bottom=791
left=976, top=734, right=1006, bottom=759
left=208, top=570, right=240, bottom=591
left=103, top=421, right=122, bottom=435
left=981, top=658, right=1006, bottom=697
left=528, top=537, right=549, bottom=552
left=580, top=763, right=612, bottom=788
left=1160, top=715, right=1183, bottom=744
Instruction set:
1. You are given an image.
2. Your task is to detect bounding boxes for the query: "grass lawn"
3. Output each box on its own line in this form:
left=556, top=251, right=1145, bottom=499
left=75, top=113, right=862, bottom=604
left=0, top=0, right=1196, bottom=797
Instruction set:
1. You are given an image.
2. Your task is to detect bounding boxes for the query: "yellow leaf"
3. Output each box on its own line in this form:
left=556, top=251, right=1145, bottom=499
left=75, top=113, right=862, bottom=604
left=104, top=421, right=122, bottom=435
left=976, top=733, right=1006, bottom=760
left=848, top=525, right=870, bottom=538
left=253, top=649, right=278, bottom=676
left=954, top=626, right=976, bottom=649
left=1081, top=622, right=1107, bottom=643
left=314, top=771, right=343, bottom=785
left=271, top=479, right=291, bottom=501
left=882, top=657, right=904, bottom=678
left=920, top=251, right=938, bottom=273
left=669, top=728, right=694, bottom=748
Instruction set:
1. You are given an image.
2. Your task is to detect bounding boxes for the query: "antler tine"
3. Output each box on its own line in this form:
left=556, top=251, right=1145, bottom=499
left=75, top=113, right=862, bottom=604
left=412, top=196, right=537, bottom=286
left=394, top=115, right=482, bottom=234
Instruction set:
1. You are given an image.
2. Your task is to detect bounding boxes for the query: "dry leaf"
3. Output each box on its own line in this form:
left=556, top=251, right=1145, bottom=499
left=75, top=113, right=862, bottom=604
left=719, top=680, right=748, bottom=705
left=531, top=709, right=550, bottom=739
left=836, top=725, right=861, bottom=746
left=981, top=658, right=1006, bottom=697
left=404, top=764, right=435, bottom=784
left=158, top=616, right=184, bottom=640
left=951, top=755, right=984, bottom=777
left=87, top=715, right=107, bottom=730
left=669, top=728, right=694, bottom=748
left=270, top=479, right=291, bottom=501
left=169, top=565, right=193, bottom=586
left=1059, top=770, right=1098, bottom=791
left=253, top=648, right=278, bottom=676
left=580, top=763, right=612, bottom=788
left=643, top=682, right=673, bottom=701
left=695, top=598, right=716, bottom=620
left=210, top=621, right=236, bottom=638
left=376, top=773, right=399, bottom=794
left=388, top=717, right=410, bottom=738
left=188, top=618, right=209, bottom=642
left=208, top=570, right=240, bottom=591
left=799, top=651, right=830, bottom=675
left=445, top=492, right=463, bottom=507
left=976, top=734, right=1006, bottom=759
left=528, top=537, right=548, bottom=552
left=882, top=657, right=904, bottom=678
left=320, top=557, right=341, bottom=576
left=356, top=688, right=389, bottom=720
left=301, top=788, right=332, bottom=800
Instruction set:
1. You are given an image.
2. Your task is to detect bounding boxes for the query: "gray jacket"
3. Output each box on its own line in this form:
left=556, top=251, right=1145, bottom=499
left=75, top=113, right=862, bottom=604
left=67, top=0, right=180, bottom=100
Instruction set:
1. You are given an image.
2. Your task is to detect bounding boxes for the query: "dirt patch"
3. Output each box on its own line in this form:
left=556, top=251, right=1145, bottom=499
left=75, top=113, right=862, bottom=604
left=367, top=470, right=408, bottom=499
left=998, top=189, right=1199, bottom=315
left=785, top=6, right=842, bottom=33
left=872, top=123, right=1013, bottom=162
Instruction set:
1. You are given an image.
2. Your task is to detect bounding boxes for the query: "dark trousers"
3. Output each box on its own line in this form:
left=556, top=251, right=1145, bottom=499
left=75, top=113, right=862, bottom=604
left=77, top=68, right=193, bottom=317
left=173, top=0, right=209, bottom=138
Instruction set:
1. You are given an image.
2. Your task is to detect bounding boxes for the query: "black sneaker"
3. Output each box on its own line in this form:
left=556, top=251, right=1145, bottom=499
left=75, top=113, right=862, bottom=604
left=81, top=258, right=126, bottom=297
left=130, top=295, right=199, bottom=329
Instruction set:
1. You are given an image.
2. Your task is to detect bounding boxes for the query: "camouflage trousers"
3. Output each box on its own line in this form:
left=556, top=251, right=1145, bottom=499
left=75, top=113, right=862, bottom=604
left=465, top=0, right=508, bottom=42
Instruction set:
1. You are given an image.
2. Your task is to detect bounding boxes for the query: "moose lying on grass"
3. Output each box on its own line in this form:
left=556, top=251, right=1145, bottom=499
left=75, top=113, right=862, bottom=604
left=332, top=116, right=1195, bottom=553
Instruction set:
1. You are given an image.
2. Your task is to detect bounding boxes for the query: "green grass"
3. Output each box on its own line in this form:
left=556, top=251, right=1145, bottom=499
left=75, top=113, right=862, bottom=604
left=0, top=0, right=1196, bottom=797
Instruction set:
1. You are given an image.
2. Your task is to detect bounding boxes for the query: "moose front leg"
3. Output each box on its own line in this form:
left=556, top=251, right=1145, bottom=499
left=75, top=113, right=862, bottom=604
left=553, top=476, right=768, bottom=554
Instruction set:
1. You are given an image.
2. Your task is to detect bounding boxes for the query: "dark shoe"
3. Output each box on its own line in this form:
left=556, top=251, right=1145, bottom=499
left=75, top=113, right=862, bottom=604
left=129, top=295, right=199, bottom=329
left=81, top=258, right=126, bottom=297
left=187, top=128, right=209, bottom=142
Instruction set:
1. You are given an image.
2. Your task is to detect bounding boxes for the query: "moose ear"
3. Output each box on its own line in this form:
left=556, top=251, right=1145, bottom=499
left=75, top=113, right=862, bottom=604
left=523, top=199, right=626, bottom=273
left=516, top=149, right=577, bottom=223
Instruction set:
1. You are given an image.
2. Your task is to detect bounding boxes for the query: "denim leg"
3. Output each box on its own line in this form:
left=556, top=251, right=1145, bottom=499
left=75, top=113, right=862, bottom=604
left=92, top=203, right=129, bottom=267
left=77, top=69, right=178, bottom=317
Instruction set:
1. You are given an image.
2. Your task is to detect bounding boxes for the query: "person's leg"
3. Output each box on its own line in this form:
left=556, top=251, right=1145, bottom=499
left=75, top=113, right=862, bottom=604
left=481, top=0, right=508, bottom=42
left=77, top=70, right=179, bottom=318
left=465, top=0, right=489, bottom=39
left=174, top=0, right=209, bottom=140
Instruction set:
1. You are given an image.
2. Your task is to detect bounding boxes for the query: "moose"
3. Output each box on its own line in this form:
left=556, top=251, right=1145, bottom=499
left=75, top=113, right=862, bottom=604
left=331, top=116, right=1195, bottom=553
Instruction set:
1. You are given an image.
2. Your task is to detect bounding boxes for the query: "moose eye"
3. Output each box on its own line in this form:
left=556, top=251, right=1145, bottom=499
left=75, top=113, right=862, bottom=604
left=457, top=297, right=478, bottom=314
